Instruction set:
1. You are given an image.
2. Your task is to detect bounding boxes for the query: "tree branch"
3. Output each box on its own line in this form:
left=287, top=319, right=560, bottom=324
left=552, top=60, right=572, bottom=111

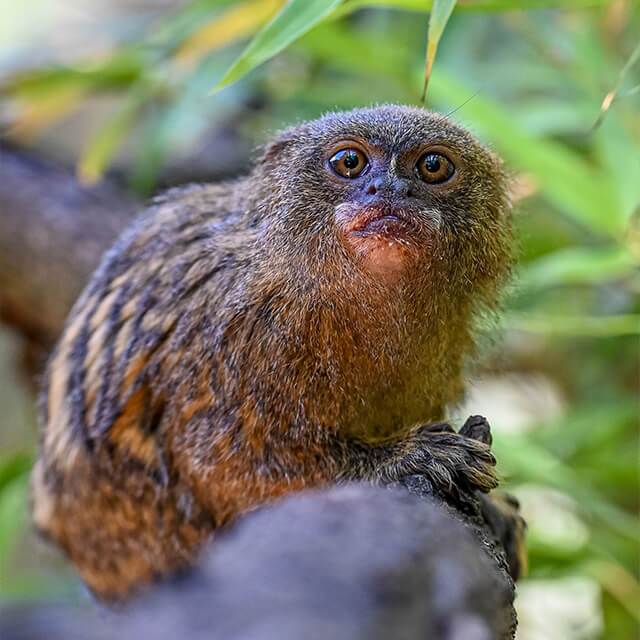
left=0, top=143, right=138, bottom=373
left=0, top=482, right=516, bottom=639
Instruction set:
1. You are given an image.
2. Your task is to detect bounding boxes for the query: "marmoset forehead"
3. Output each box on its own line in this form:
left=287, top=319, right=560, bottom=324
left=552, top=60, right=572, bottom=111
left=305, top=105, right=476, bottom=152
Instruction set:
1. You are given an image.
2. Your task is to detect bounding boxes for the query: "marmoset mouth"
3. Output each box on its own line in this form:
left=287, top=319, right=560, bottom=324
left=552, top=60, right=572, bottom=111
left=335, top=203, right=421, bottom=282
left=336, top=204, right=417, bottom=239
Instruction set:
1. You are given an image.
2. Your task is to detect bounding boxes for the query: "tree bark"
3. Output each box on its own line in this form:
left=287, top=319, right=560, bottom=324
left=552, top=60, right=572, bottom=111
left=0, top=482, right=516, bottom=640
left=0, top=143, right=138, bottom=375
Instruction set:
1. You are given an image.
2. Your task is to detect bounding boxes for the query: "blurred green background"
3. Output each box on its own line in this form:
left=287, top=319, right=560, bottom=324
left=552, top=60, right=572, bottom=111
left=0, top=1, right=638, bottom=638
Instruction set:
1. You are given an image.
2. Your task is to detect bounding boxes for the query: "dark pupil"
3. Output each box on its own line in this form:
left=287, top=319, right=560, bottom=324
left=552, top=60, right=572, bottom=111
left=343, top=151, right=360, bottom=169
left=424, top=154, right=441, bottom=173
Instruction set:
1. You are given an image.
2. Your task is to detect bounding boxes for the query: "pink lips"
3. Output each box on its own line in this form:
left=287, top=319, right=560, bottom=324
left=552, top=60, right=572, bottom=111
left=343, top=207, right=414, bottom=237
left=334, top=203, right=417, bottom=283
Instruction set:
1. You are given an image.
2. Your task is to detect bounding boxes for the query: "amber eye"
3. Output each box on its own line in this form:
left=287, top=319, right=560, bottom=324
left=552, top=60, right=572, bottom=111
left=416, top=152, right=455, bottom=184
left=328, top=148, right=368, bottom=178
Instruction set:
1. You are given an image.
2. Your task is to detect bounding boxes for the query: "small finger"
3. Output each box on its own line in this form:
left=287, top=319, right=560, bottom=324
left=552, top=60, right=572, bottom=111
left=419, top=422, right=456, bottom=435
left=459, top=415, right=492, bottom=445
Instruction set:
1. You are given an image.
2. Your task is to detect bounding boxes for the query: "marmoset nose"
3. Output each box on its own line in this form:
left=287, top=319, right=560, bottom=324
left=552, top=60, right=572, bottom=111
left=365, top=175, right=413, bottom=198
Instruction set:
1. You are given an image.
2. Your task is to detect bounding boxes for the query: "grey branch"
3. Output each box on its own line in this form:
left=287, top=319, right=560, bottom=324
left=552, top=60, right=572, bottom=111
left=0, top=143, right=138, bottom=373
left=1, top=482, right=516, bottom=640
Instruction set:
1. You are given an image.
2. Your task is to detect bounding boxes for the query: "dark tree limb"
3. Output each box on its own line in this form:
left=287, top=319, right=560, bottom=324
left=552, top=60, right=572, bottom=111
left=0, top=143, right=138, bottom=375
left=1, top=482, right=516, bottom=640
left=0, top=122, right=252, bottom=370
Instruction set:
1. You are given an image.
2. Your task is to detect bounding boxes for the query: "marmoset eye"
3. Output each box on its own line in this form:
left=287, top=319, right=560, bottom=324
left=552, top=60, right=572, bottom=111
left=416, top=152, right=455, bottom=184
left=329, top=148, right=369, bottom=178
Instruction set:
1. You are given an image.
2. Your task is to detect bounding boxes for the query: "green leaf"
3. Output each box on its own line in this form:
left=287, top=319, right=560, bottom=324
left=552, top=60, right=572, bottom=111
left=77, top=81, right=154, bottom=185
left=0, top=475, right=29, bottom=583
left=0, top=453, right=31, bottom=574
left=174, top=0, right=283, bottom=70
left=467, top=0, right=608, bottom=6
left=593, top=115, right=640, bottom=225
left=298, top=20, right=414, bottom=82
left=149, top=0, right=240, bottom=49
left=429, top=73, right=623, bottom=236
left=423, top=0, right=457, bottom=101
left=2, top=54, right=144, bottom=98
left=502, top=313, right=640, bottom=336
left=0, top=452, right=31, bottom=493
left=335, top=0, right=608, bottom=17
left=532, top=400, right=637, bottom=459
left=519, top=246, right=639, bottom=290
left=494, top=433, right=639, bottom=542
left=214, top=0, right=344, bottom=91
left=337, top=0, right=431, bottom=12
left=592, top=39, right=640, bottom=130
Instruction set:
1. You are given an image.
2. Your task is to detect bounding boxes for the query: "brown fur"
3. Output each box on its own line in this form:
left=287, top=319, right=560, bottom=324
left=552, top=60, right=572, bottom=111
left=32, top=106, right=513, bottom=600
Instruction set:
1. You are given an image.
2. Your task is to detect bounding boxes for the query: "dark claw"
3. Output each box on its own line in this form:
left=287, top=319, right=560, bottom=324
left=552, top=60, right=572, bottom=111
left=503, top=493, right=520, bottom=509
left=479, top=492, right=528, bottom=581
left=459, top=415, right=492, bottom=446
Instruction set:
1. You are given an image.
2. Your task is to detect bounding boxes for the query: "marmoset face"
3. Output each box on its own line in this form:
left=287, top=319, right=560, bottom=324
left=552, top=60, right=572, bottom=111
left=327, top=135, right=464, bottom=280
left=260, top=106, right=509, bottom=286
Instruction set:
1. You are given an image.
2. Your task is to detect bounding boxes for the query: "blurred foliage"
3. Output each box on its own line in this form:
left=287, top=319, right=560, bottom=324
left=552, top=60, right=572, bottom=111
left=0, top=0, right=639, bottom=638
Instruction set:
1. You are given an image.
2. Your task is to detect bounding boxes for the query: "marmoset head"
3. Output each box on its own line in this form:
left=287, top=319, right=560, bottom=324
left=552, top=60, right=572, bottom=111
left=252, top=105, right=512, bottom=299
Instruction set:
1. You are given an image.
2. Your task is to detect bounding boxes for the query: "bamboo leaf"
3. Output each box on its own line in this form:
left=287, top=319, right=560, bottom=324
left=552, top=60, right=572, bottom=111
left=0, top=475, right=28, bottom=581
left=493, top=433, right=638, bottom=540
left=2, top=55, right=143, bottom=97
left=502, top=313, right=640, bottom=336
left=3, top=55, right=145, bottom=142
left=336, top=0, right=431, bottom=12
left=335, top=0, right=608, bottom=18
left=77, top=83, right=152, bottom=185
left=429, top=73, right=623, bottom=235
left=149, top=0, right=240, bottom=48
left=519, top=246, right=638, bottom=290
left=592, top=39, right=640, bottom=130
left=0, top=452, right=31, bottom=494
left=175, top=0, right=283, bottom=70
left=422, top=0, right=457, bottom=102
left=10, top=85, right=87, bottom=141
left=213, top=0, right=344, bottom=92
left=494, top=434, right=639, bottom=542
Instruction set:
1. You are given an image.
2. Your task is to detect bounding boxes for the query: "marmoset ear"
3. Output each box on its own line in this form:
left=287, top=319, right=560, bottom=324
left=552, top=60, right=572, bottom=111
left=259, top=129, right=298, bottom=163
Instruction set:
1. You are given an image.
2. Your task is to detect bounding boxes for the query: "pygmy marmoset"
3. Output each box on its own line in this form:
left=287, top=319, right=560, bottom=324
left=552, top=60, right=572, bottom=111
left=32, top=105, right=514, bottom=601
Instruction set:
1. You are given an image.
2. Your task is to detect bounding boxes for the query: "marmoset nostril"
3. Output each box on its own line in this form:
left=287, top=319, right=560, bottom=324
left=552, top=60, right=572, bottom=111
left=393, top=178, right=413, bottom=197
left=366, top=176, right=413, bottom=198
left=366, top=177, right=385, bottom=195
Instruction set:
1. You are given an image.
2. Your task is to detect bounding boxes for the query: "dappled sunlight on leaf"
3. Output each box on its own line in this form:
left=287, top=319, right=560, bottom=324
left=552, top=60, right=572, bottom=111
left=175, top=0, right=283, bottom=71
left=214, top=0, right=344, bottom=91
left=422, top=0, right=457, bottom=102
